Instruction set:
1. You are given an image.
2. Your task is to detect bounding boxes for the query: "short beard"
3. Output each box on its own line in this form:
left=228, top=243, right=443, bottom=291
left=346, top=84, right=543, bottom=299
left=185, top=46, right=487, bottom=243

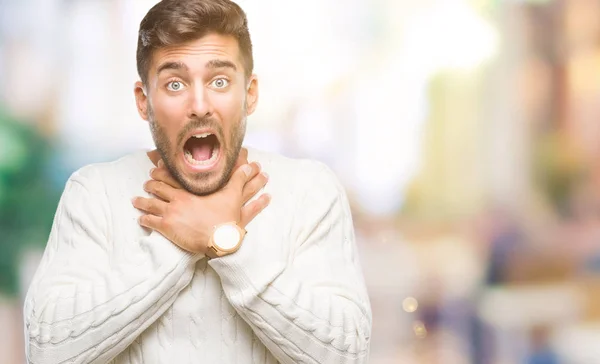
left=147, top=105, right=246, bottom=196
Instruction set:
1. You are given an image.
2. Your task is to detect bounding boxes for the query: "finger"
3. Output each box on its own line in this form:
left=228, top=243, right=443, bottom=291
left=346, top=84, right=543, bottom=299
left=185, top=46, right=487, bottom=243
left=138, top=214, right=165, bottom=231
left=133, top=197, right=168, bottom=216
left=233, top=148, right=249, bottom=170
left=150, top=166, right=182, bottom=189
left=244, top=162, right=261, bottom=180
left=227, top=162, right=260, bottom=191
left=242, top=171, right=269, bottom=204
left=144, top=180, right=176, bottom=201
left=240, top=194, right=271, bottom=227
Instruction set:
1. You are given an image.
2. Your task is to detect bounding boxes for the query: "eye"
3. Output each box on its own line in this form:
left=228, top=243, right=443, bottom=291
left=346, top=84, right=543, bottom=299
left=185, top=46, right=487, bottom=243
left=211, top=78, right=229, bottom=89
left=167, top=81, right=185, bottom=91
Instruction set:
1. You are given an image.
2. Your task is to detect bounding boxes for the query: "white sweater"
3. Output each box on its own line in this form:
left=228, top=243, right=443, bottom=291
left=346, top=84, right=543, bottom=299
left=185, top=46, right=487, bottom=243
left=24, top=147, right=372, bottom=364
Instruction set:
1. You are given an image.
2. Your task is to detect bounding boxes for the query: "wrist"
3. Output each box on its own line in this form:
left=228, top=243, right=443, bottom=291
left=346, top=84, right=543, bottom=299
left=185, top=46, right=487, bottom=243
left=206, top=221, right=246, bottom=258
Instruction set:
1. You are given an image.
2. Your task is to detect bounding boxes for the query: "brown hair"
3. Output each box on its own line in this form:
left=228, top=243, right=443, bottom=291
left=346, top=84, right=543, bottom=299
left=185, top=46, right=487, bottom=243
left=136, top=0, right=253, bottom=85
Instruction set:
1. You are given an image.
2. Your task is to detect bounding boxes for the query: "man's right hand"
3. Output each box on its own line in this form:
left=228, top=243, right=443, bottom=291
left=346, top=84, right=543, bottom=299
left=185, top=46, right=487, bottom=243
left=151, top=148, right=268, bottom=208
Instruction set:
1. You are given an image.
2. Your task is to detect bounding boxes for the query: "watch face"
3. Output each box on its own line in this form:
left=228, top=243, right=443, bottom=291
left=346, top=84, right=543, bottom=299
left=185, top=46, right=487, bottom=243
left=213, top=224, right=241, bottom=250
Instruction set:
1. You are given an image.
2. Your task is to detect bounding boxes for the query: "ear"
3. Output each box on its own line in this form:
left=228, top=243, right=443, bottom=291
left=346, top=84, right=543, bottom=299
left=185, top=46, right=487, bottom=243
left=134, top=81, right=149, bottom=121
left=245, top=74, right=259, bottom=116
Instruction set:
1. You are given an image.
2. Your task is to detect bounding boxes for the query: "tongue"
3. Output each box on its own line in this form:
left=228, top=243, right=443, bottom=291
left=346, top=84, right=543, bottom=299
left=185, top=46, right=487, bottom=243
left=191, top=143, right=212, bottom=161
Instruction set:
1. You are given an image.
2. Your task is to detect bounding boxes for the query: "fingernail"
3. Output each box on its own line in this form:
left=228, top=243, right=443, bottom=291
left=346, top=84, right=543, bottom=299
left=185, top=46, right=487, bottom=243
left=255, top=161, right=261, bottom=170
left=149, top=168, right=156, bottom=176
left=262, top=172, right=269, bottom=180
left=242, top=164, right=252, bottom=176
left=131, top=197, right=137, bottom=204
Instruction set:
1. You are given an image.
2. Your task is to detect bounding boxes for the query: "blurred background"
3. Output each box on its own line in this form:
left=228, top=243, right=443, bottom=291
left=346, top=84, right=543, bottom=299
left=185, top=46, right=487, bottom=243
left=2, top=0, right=600, bottom=362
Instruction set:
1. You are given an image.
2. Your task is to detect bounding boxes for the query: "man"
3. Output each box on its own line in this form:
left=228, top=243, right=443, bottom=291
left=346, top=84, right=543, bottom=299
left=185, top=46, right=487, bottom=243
left=23, top=1, right=372, bottom=363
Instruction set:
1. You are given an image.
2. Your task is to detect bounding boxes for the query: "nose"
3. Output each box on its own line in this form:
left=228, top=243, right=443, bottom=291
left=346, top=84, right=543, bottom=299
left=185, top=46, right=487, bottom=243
left=187, top=83, right=213, bottom=119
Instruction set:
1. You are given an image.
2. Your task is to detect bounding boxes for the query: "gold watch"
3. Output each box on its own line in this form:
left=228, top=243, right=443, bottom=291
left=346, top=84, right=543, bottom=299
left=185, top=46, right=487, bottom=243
left=206, top=221, right=246, bottom=258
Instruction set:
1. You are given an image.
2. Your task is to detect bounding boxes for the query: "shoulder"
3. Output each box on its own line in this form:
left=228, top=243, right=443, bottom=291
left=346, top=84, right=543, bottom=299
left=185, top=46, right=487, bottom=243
left=67, top=150, right=149, bottom=192
left=246, top=147, right=343, bottom=200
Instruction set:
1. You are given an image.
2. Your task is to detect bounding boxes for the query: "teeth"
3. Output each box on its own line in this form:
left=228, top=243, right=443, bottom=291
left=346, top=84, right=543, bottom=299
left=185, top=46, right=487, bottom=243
left=192, top=133, right=212, bottom=139
left=184, top=148, right=219, bottom=166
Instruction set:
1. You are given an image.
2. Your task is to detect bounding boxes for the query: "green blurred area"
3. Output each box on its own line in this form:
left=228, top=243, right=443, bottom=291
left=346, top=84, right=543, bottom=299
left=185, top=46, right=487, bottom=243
left=0, top=107, right=61, bottom=297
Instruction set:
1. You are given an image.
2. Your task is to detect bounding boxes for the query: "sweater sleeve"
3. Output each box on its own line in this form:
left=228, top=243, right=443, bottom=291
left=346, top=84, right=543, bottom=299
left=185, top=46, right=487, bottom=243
left=23, top=166, right=201, bottom=364
left=208, top=162, right=372, bottom=364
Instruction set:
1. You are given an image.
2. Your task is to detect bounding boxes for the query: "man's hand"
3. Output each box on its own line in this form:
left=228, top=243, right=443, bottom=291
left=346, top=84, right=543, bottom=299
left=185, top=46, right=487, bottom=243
left=132, top=150, right=270, bottom=254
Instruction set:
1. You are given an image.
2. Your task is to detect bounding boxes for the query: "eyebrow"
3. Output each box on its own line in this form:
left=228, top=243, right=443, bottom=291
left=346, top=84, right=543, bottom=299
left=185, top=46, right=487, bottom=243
left=206, top=59, right=237, bottom=71
left=156, top=61, right=188, bottom=75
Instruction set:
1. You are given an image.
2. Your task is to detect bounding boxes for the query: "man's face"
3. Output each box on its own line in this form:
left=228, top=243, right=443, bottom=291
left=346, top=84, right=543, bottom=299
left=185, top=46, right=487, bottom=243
left=135, top=33, right=258, bottom=195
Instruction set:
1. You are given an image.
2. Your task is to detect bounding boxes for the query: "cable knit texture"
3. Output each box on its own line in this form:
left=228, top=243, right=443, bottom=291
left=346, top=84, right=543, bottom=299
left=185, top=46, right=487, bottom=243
left=23, top=147, right=372, bottom=364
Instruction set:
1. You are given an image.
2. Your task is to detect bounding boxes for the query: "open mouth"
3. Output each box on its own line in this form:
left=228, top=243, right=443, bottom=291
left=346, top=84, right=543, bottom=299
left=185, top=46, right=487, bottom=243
left=183, top=132, right=221, bottom=166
